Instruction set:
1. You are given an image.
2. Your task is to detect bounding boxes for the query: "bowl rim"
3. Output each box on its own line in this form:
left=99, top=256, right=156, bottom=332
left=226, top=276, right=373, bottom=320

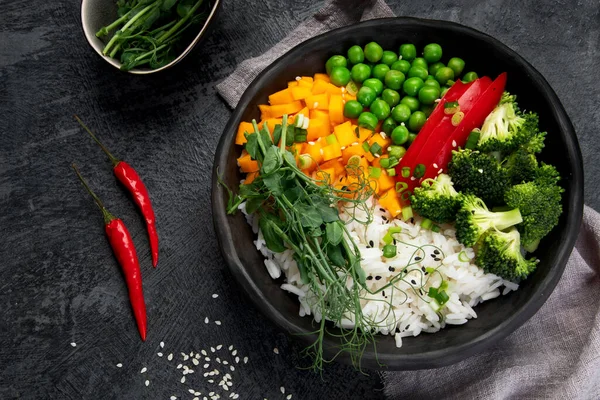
left=211, top=16, right=584, bottom=370
left=80, top=0, right=222, bottom=74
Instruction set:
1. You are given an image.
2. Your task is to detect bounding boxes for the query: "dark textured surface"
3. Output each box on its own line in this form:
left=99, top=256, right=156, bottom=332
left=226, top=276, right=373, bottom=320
left=0, top=0, right=598, bottom=399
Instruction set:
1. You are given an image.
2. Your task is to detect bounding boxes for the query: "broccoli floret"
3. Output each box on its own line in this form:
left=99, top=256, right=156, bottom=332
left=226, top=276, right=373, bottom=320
left=504, top=177, right=563, bottom=252
left=477, top=92, right=542, bottom=153
left=520, top=124, right=547, bottom=154
left=410, top=173, right=461, bottom=223
left=455, top=194, right=523, bottom=247
left=476, top=228, right=538, bottom=282
left=448, top=149, right=510, bottom=206
left=534, top=162, right=561, bottom=186
left=503, top=148, right=538, bottom=184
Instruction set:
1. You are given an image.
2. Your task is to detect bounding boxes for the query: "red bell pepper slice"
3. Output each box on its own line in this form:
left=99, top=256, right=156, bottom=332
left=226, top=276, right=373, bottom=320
left=422, top=72, right=507, bottom=181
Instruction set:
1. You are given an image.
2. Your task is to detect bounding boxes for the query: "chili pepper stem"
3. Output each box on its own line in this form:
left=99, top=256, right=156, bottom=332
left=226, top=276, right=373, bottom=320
left=74, top=116, right=120, bottom=167
left=71, top=163, right=116, bottom=224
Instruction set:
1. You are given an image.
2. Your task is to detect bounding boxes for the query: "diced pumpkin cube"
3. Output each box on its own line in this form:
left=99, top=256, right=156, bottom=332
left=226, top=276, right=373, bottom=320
left=244, top=171, right=259, bottom=185
left=333, top=121, right=357, bottom=148
left=377, top=169, right=396, bottom=194
left=290, top=86, right=313, bottom=101
left=259, top=104, right=271, bottom=120
left=341, top=143, right=366, bottom=164
left=306, top=93, right=330, bottom=111
left=312, top=79, right=343, bottom=95
left=356, top=126, right=374, bottom=143
left=235, top=121, right=254, bottom=145
left=294, top=106, right=309, bottom=118
left=288, top=81, right=299, bottom=88
left=297, top=79, right=313, bottom=89
left=301, top=76, right=314, bottom=83
left=321, top=142, right=342, bottom=162
left=378, top=188, right=402, bottom=218
left=329, top=95, right=344, bottom=125
left=368, top=132, right=392, bottom=153
left=307, top=117, right=330, bottom=141
left=237, top=151, right=259, bottom=173
left=269, top=101, right=304, bottom=118
left=302, top=140, right=324, bottom=166
left=314, top=73, right=330, bottom=83
left=320, top=159, right=345, bottom=177
left=269, top=88, right=294, bottom=105
left=263, top=118, right=282, bottom=135
left=313, top=167, right=336, bottom=185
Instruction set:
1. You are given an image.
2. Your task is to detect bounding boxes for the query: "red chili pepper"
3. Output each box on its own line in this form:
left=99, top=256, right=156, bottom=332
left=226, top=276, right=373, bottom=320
left=75, top=116, right=159, bottom=268
left=394, top=74, right=506, bottom=205
left=72, top=164, right=147, bottom=341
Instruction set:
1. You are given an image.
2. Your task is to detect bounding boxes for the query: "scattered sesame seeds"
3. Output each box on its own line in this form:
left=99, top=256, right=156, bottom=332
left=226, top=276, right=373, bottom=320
left=202, top=350, right=208, bottom=356
left=145, top=380, right=150, bottom=387
left=204, top=363, right=210, bottom=368
left=235, top=356, right=240, bottom=363
left=273, top=348, right=279, bottom=354
left=243, top=357, right=248, bottom=364
left=208, top=379, right=215, bottom=383
left=205, top=357, right=211, bottom=362
left=230, top=366, right=235, bottom=372
left=216, top=357, right=221, bottom=363
left=212, top=293, right=219, bottom=298
left=205, top=317, right=209, bottom=324
left=157, top=352, right=163, bottom=357
left=177, top=364, right=183, bottom=369
left=295, top=76, right=301, bottom=81
left=228, top=345, right=233, bottom=351
left=181, top=376, right=186, bottom=384
left=211, top=347, right=216, bottom=352
left=216, top=345, right=223, bottom=350
left=171, top=396, right=177, bottom=400
left=231, top=349, right=237, bottom=356
left=193, top=358, right=199, bottom=366
left=189, top=389, right=196, bottom=394
left=140, top=367, right=147, bottom=374
left=168, top=353, right=174, bottom=361
left=280, top=386, right=286, bottom=394
left=452, top=140, right=457, bottom=147
left=160, top=341, right=165, bottom=348
left=184, top=355, right=190, bottom=361
left=313, top=102, right=319, bottom=109
left=223, top=361, right=229, bottom=365
left=70, top=342, right=77, bottom=347
left=433, top=163, right=439, bottom=169
left=116, top=363, right=122, bottom=368
left=287, top=395, right=293, bottom=400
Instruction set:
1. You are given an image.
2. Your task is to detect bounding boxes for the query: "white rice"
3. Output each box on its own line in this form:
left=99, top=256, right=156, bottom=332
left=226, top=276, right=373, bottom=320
left=240, top=197, right=518, bottom=347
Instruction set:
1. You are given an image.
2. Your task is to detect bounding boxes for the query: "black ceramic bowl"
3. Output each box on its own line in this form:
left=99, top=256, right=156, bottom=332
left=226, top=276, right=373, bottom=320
left=211, top=17, right=583, bottom=370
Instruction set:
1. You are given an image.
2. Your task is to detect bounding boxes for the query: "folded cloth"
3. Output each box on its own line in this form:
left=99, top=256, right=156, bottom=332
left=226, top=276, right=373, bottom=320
left=216, top=0, right=394, bottom=108
left=217, top=2, right=599, bottom=398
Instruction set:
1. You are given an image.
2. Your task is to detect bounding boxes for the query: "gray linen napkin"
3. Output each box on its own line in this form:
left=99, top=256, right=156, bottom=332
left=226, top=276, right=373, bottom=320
left=216, top=2, right=600, bottom=398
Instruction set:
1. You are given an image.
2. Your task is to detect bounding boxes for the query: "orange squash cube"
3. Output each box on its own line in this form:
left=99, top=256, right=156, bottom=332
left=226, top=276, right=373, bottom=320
left=269, top=88, right=294, bottom=105
left=305, top=93, right=330, bottom=111
left=307, top=117, right=330, bottom=141
left=237, top=151, right=259, bottom=173
left=269, top=101, right=304, bottom=118
left=313, top=73, right=330, bottom=82
left=321, top=142, right=342, bottom=162
left=378, top=188, right=402, bottom=218
left=333, top=121, right=357, bottom=148
left=235, top=121, right=254, bottom=145
left=329, top=95, right=344, bottom=125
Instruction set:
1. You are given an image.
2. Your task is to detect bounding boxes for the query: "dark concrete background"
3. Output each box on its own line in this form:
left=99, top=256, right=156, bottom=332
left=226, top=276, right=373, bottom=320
left=0, top=0, right=598, bottom=398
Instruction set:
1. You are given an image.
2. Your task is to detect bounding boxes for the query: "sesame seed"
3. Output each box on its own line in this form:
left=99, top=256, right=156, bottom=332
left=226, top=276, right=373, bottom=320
left=204, top=372, right=209, bottom=377
left=177, top=364, right=182, bottom=369
left=216, top=358, right=221, bottom=363
left=168, top=353, right=173, bottom=361
left=367, top=275, right=373, bottom=280
left=194, top=398, right=199, bottom=400
left=478, top=168, right=484, bottom=173
left=190, top=352, right=194, bottom=357
left=140, top=367, right=147, bottom=374
left=181, top=376, right=186, bottom=384
left=171, top=397, right=177, bottom=400
left=313, top=102, right=318, bottom=109
left=157, top=352, right=163, bottom=357
left=352, top=142, right=359, bottom=146
left=452, top=140, right=457, bottom=147
left=212, top=294, right=219, bottom=298
left=235, top=356, right=240, bottom=363
left=341, top=146, right=346, bottom=150
left=211, top=347, right=216, bottom=352
left=375, top=276, right=382, bottom=280
left=116, top=363, right=122, bottom=368
left=374, top=153, right=380, bottom=158
left=183, top=355, right=189, bottom=361
left=205, top=357, right=211, bottom=361
left=410, top=176, right=416, bottom=181
left=145, top=380, right=150, bottom=387
left=208, top=379, right=214, bottom=383
left=243, top=357, right=248, bottom=364
left=438, top=168, right=443, bottom=174
left=70, top=342, right=77, bottom=347
left=205, top=317, right=209, bottom=324
left=433, top=163, right=438, bottom=169
left=230, top=366, right=235, bottom=372
left=231, top=350, right=237, bottom=356
left=308, top=141, right=315, bottom=145
left=295, top=76, right=301, bottom=81
left=319, top=149, right=324, bottom=155
left=281, top=387, right=286, bottom=394
left=380, top=132, right=387, bottom=139
left=196, top=392, right=201, bottom=396
left=341, top=86, right=346, bottom=93
left=189, top=389, right=196, bottom=394
left=160, top=341, right=164, bottom=348
left=273, top=348, right=279, bottom=354
left=204, top=363, right=209, bottom=368
left=193, top=358, right=199, bottom=366
left=287, top=395, right=293, bottom=400
left=201, top=350, right=208, bottom=356
left=216, top=345, right=223, bottom=350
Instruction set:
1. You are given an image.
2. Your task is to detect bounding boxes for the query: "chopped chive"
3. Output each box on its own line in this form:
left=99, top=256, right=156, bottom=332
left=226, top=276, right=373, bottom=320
left=362, top=141, right=371, bottom=152
left=464, top=129, right=480, bottom=149
left=436, top=290, right=449, bottom=305
left=369, top=167, right=381, bottom=178
left=388, top=227, right=402, bottom=234
left=382, top=233, right=393, bottom=244
left=401, top=206, right=413, bottom=221
left=387, top=156, right=399, bottom=168
left=413, top=164, right=426, bottom=178
left=401, top=166, right=411, bottom=178
left=421, top=218, right=433, bottom=230
left=431, top=224, right=441, bottom=233
left=379, top=158, right=390, bottom=169
left=369, top=142, right=382, bottom=156
left=458, top=250, right=470, bottom=262
left=395, top=181, right=408, bottom=193
left=386, top=168, right=396, bottom=177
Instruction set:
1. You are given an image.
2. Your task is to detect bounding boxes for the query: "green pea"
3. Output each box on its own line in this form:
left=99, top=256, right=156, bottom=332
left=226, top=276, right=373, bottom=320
left=420, top=103, right=435, bottom=117
left=407, top=66, right=429, bottom=80
left=391, top=59, right=411, bottom=74
left=399, top=43, right=417, bottom=61
left=363, top=78, right=384, bottom=95
left=435, top=67, right=455, bottom=86
left=330, top=66, right=351, bottom=87
left=462, top=71, right=478, bottom=83
left=407, top=133, right=418, bottom=146
left=391, top=125, right=409, bottom=145
left=447, top=57, right=465, bottom=77
left=343, top=100, right=363, bottom=119
left=423, top=78, right=440, bottom=89
left=382, top=88, right=400, bottom=107
left=347, top=45, right=365, bottom=65
left=382, top=117, right=397, bottom=135
left=384, top=70, right=405, bottom=91
left=411, top=57, right=428, bottom=70
left=428, top=62, right=445, bottom=77
left=408, top=111, right=427, bottom=132
left=364, top=42, right=384, bottom=63
left=391, top=103, right=411, bottom=123
left=400, top=96, right=420, bottom=112
left=382, top=51, right=398, bottom=66
left=357, top=86, right=377, bottom=107
left=358, top=112, right=378, bottom=130
left=351, top=63, right=371, bottom=83
left=418, top=86, right=440, bottom=105
left=325, top=55, right=347, bottom=75
left=423, top=43, right=443, bottom=63
left=402, top=77, right=424, bottom=97
left=372, top=64, right=390, bottom=81
left=370, top=99, right=391, bottom=121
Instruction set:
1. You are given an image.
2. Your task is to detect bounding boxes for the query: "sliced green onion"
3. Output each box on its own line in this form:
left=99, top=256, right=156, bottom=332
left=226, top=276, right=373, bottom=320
left=431, top=224, right=441, bottom=233
left=382, top=233, right=393, bottom=245
left=362, top=141, right=371, bottom=152
left=382, top=244, right=397, bottom=258
left=370, top=142, right=382, bottom=156
left=388, top=227, right=402, bottom=234
left=379, top=158, right=390, bottom=169
left=354, top=126, right=361, bottom=137
left=298, top=154, right=313, bottom=170
left=458, top=250, right=470, bottom=262
left=451, top=111, right=465, bottom=126
left=387, top=156, right=399, bottom=168
left=326, top=134, right=337, bottom=145
left=386, top=168, right=396, bottom=177
left=294, top=114, right=305, bottom=128
left=401, top=205, right=413, bottom=221
left=401, top=166, right=411, bottom=178
left=346, top=80, right=359, bottom=96
left=413, top=163, right=426, bottom=178
left=464, top=129, right=480, bottom=150
left=369, top=166, right=382, bottom=178
left=436, top=290, right=449, bottom=305
left=428, top=287, right=439, bottom=298
left=395, top=181, right=408, bottom=193
left=421, top=218, right=433, bottom=230
left=425, top=267, right=436, bottom=274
